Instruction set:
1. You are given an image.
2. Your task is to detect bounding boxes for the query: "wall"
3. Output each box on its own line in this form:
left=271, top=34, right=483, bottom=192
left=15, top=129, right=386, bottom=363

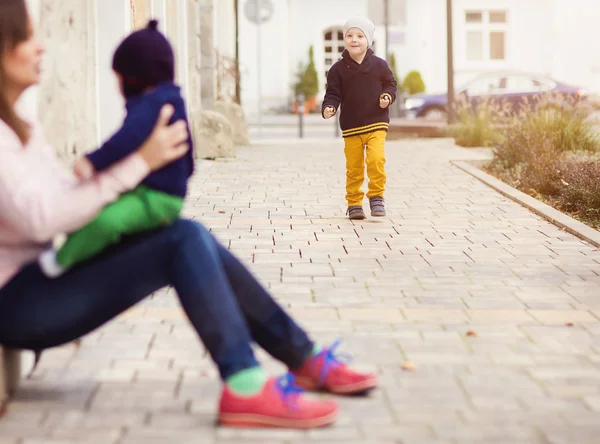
left=97, top=0, right=131, bottom=141
left=237, top=0, right=600, bottom=117
left=393, top=0, right=599, bottom=95
left=238, top=0, right=378, bottom=116
left=37, top=0, right=98, bottom=157
left=549, top=0, right=600, bottom=92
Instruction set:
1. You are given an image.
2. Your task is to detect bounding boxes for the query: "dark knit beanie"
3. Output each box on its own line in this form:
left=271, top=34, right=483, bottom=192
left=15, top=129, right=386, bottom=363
left=112, top=19, right=174, bottom=98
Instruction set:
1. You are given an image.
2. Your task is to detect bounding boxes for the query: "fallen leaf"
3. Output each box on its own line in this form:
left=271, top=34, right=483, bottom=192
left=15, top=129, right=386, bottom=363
left=466, top=330, right=478, bottom=337
left=401, top=361, right=417, bottom=371
left=565, top=322, right=574, bottom=327
left=218, top=210, right=226, bottom=214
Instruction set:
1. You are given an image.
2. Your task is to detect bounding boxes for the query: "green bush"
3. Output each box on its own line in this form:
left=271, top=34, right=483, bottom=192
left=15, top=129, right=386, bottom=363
left=556, top=156, right=600, bottom=225
left=491, top=94, right=599, bottom=182
left=486, top=93, right=600, bottom=228
left=450, top=95, right=505, bottom=147
left=402, top=70, right=426, bottom=95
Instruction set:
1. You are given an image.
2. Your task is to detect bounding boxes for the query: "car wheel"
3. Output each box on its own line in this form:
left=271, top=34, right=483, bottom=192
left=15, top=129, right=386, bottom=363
left=423, top=107, right=447, bottom=120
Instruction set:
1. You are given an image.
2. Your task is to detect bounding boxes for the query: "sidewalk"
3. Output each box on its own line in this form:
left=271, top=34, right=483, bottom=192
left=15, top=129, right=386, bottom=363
left=1, top=138, right=600, bottom=443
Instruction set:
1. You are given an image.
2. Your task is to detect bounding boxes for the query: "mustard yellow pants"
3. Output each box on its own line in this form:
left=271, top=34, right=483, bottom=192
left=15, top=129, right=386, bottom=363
left=343, top=130, right=387, bottom=207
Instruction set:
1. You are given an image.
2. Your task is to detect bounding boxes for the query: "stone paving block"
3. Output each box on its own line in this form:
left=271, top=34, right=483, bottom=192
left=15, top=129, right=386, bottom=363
left=304, top=424, right=362, bottom=441
left=360, top=424, right=435, bottom=442
left=3, top=140, right=600, bottom=441
left=544, top=385, right=600, bottom=398
left=542, top=424, right=600, bottom=444
left=466, top=309, right=537, bottom=323
left=21, top=440, right=103, bottom=444
left=401, top=308, right=468, bottom=322
left=48, top=427, right=122, bottom=443
left=529, top=309, right=598, bottom=324
left=337, top=308, right=403, bottom=322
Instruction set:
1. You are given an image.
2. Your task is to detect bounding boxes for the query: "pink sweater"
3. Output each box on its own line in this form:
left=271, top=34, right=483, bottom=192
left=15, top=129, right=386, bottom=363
left=0, top=112, right=150, bottom=288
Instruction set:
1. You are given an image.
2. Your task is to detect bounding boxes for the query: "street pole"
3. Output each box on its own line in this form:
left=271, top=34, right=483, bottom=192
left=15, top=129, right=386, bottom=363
left=446, top=0, right=456, bottom=124
left=298, top=93, right=304, bottom=138
left=384, top=0, right=389, bottom=59
left=234, top=0, right=241, bottom=104
left=256, top=0, right=262, bottom=138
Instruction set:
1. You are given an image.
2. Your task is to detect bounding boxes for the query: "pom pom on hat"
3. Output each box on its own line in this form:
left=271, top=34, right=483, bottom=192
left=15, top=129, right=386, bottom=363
left=112, top=19, right=174, bottom=97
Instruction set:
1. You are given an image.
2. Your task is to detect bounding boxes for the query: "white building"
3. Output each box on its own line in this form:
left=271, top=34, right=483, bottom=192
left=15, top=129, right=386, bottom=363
left=237, top=0, right=600, bottom=117
left=22, top=0, right=240, bottom=158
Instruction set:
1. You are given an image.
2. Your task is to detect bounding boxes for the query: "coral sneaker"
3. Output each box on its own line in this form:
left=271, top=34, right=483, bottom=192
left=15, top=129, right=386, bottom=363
left=292, top=340, right=378, bottom=395
left=218, top=373, right=338, bottom=428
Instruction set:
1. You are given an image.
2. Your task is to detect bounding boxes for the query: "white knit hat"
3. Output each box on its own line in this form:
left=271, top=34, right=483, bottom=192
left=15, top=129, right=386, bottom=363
left=343, top=16, right=376, bottom=47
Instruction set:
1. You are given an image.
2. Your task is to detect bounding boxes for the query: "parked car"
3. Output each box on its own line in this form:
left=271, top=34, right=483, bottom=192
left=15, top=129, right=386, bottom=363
left=403, top=71, right=589, bottom=120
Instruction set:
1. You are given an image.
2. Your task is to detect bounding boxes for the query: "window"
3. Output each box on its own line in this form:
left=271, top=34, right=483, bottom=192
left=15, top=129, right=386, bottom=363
left=466, top=31, right=483, bottom=61
left=489, top=11, right=507, bottom=23
left=466, top=12, right=482, bottom=23
left=368, top=0, right=407, bottom=47
left=466, top=74, right=555, bottom=96
left=503, top=76, right=536, bottom=92
left=465, top=10, right=507, bottom=62
left=502, top=75, right=555, bottom=93
left=466, top=75, right=503, bottom=96
left=490, top=32, right=505, bottom=60
left=323, top=26, right=345, bottom=80
left=368, top=0, right=407, bottom=26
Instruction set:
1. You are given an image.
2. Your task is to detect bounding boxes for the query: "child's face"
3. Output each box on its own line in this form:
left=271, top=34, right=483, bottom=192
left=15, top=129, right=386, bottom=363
left=344, top=27, right=368, bottom=57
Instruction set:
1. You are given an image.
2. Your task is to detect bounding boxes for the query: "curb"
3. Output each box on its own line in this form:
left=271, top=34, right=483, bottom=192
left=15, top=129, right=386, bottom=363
left=451, top=160, right=600, bottom=249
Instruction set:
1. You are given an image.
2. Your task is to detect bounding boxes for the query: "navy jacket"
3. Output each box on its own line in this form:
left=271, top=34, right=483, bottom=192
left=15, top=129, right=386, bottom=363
left=322, top=49, right=397, bottom=138
left=86, top=82, right=194, bottom=198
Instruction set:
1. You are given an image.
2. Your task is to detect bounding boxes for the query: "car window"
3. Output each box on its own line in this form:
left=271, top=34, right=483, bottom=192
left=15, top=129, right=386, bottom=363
left=502, top=76, right=541, bottom=93
left=466, top=76, right=503, bottom=95
left=534, top=76, right=556, bottom=91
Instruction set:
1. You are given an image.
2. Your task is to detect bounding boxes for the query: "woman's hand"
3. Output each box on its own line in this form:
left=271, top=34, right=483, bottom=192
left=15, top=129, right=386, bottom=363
left=138, top=104, right=190, bottom=171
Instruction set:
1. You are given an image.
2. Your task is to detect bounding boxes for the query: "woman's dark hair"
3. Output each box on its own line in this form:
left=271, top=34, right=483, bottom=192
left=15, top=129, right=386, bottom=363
left=0, top=0, right=30, bottom=144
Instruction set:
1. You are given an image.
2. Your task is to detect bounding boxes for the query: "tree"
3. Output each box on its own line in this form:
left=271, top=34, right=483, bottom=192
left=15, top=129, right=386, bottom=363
left=403, top=70, right=426, bottom=95
left=387, top=52, right=403, bottom=93
left=295, top=45, right=319, bottom=98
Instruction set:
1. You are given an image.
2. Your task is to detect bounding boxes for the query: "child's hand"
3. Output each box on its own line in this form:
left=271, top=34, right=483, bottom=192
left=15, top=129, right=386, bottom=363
left=73, top=157, right=95, bottom=180
left=379, top=96, right=391, bottom=109
left=323, top=106, right=336, bottom=119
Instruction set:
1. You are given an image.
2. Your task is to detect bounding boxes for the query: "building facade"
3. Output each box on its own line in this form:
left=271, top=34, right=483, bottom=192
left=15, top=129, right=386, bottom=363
left=22, top=0, right=238, bottom=158
left=237, top=0, right=600, bottom=117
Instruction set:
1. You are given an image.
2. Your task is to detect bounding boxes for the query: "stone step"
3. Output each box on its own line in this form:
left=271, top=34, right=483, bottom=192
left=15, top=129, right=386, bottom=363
left=0, top=348, right=20, bottom=415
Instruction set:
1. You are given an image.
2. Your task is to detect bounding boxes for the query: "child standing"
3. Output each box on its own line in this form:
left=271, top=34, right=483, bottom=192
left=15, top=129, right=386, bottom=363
left=322, top=17, right=397, bottom=220
left=39, top=19, right=194, bottom=277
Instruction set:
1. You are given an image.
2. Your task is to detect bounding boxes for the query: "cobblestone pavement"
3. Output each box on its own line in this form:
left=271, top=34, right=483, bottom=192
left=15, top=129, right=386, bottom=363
left=1, top=138, right=600, bottom=443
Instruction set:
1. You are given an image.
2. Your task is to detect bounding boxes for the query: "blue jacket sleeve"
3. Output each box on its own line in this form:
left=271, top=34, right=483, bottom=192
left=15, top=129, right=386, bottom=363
left=86, top=102, right=161, bottom=172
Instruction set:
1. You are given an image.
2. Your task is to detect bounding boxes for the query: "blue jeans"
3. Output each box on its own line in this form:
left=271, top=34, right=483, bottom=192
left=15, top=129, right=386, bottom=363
left=0, top=219, right=313, bottom=379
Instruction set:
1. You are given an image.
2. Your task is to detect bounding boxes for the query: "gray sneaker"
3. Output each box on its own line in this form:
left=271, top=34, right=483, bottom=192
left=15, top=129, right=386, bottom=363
left=347, top=206, right=366, bottom=220
left=369, top=196, right=386, bottom=217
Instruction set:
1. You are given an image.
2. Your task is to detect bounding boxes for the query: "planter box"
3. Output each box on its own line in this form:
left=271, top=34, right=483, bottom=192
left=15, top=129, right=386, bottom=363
left=452, top=159, right=600, bottom=248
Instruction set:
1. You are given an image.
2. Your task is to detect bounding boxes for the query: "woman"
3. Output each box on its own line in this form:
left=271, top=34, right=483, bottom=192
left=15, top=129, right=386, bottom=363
left=0, top=0, right=377, bottom=429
